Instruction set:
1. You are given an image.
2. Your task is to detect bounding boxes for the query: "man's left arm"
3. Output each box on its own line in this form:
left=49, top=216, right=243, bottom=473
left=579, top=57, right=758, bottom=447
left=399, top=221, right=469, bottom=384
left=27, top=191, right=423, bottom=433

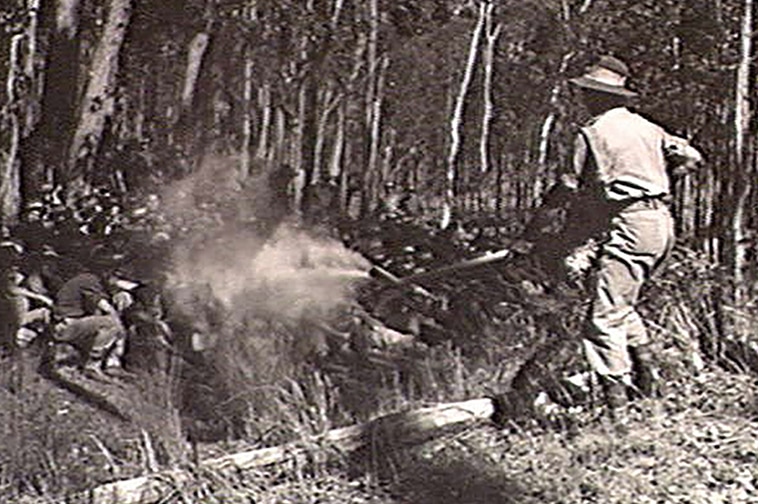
left=663, top=133, right=704, bottom=176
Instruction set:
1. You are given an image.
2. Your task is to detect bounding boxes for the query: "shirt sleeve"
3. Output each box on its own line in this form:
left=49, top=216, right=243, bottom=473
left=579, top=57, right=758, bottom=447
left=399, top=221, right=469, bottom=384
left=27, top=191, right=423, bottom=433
left=662, top=132, right=703, bottom=167
left=79, top=274, right=109, bottom=311
left=558, top=133, right=587, bottom=191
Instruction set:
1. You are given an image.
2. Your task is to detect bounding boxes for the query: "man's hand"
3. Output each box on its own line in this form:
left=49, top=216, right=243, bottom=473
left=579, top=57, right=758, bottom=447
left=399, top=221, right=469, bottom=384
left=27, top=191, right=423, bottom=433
left=541, top=177, right=578, bottom=209
left=97, top=298, right=123, bottom=322
left=564, top=239, right=599, bottom=282
left=665, top=137, right=703, bottom=176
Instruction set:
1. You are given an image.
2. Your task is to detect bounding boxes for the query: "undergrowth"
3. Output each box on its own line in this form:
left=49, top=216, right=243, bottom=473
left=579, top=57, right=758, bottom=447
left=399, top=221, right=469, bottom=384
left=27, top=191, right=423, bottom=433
left=2, top=243, right=758, bottom=503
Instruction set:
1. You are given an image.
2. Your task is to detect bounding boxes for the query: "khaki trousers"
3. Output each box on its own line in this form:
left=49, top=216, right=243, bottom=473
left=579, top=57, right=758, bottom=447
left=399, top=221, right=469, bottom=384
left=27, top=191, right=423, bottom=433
left=583, top=200, right=674, bottom=377
left=55, top=315, right=125, bottom=367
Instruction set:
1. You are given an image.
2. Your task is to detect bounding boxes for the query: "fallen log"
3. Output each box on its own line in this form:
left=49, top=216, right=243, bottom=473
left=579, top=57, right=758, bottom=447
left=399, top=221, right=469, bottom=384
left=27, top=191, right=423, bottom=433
left=86, top=398, right=495, bottom=504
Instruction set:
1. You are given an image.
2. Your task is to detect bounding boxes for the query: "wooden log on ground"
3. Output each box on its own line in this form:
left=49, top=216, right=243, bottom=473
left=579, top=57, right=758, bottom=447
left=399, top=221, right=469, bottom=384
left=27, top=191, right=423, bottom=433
left=87, top=398, right=495, bottom=504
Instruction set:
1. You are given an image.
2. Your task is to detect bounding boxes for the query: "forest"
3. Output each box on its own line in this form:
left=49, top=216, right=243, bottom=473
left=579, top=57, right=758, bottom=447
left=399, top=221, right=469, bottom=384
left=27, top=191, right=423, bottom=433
left=2, top=0, right=758, bottom=503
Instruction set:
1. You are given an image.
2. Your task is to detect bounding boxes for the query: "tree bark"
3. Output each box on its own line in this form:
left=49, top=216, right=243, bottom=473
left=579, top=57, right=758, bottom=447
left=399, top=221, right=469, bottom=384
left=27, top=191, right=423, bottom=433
left=372, top=56, right=389, bottom=192
left=332, top=99, right=348, bottom=211
left=331, top=0, right=344, bottom=26
left=24, top=0, right=42, bottom=135
left=361, top=0, right=381, bottom=216
left=300, top=75, right=319, bottom=189
left=330, top=98, right=346, bottom=181
left=240, top=51, right=254, bottom=180
left=181, top=32, right=211, bottom=111
left=255, top=80, right=273, bottom=167
left=443, top=1, right=486, bottom=229
left=479, top=3, right=501, bottom=174
left=17, top=0, right=45, bottom=197
left=732, top=0, right=753, bottom=300
left=0, top=34, right=24, bottom=226
left=537, top=52, right=574, bottom=171
left=56, top=0, right=80, bottom=37
left=314, top=85, right=341, bottom=182
left=26, top=0, right=81, bottom=189
left=66, top=0, right=132, bottom=188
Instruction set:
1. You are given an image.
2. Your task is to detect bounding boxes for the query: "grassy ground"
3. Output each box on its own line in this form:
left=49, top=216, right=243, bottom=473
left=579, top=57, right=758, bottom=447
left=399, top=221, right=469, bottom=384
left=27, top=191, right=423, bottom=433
left=3, top=342, right=758, bottom=503
left=207, top=368, right=758, bottom=504
left=2, top=233, right=756, bottom=503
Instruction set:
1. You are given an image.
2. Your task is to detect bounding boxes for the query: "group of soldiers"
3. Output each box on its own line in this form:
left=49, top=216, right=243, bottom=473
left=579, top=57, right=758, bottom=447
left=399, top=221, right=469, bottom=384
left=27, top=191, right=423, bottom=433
left=0, top=186, right=171, bottom=381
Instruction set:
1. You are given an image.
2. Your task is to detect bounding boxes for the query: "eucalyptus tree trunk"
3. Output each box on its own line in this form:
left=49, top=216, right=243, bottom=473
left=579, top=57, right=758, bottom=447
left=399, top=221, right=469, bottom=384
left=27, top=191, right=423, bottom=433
left=57, top=0, right=80, bottom=37
left=732, top=0, right=753, bottom=299
left=479, top=2, right=501, bottom=175
left=372, top=56, right=389, bottom=189
left=67, top=0, right=132, bottom=189
left=0, top=34, right=24, bottom=225
left=240, top=50, right=254, bottom=180
left=330, top=98, right=346, bottom=181
left=340, top=31, right=366, bottom=214
left=256, top=81, right=273, bottom=168
left=361, top=0, right=381, bottom=216
left=272, top=107, right=286, bottom=170
left=182, top=31, right=211, bottom=111
left=537, top=52, right=573, bottom=171
left=443, top=1, right=485, bottom=229
left=332, top=99, right=347, bottom=211
left=32, top=0, right=81, bottom=188
left=16, top=0, right=44, bottom=198
left=24, top=0, right=41, bottom=135
left=314, top=85, right=341, bottom=182
left=331, top=0, right=344, bottom=25
left=300, top=76, right=319, bottom=188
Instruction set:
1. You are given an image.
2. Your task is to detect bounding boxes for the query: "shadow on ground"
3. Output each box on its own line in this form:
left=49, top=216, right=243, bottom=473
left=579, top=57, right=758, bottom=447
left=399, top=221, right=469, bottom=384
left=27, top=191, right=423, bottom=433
left=345, top=429, right=533, bottom=504
left=388, top=457, right=529, bottom=504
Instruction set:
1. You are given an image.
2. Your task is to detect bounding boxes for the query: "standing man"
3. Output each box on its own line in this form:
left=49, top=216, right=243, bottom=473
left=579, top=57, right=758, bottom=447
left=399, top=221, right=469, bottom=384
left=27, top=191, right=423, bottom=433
left=560, top=55, right=703, bottom=422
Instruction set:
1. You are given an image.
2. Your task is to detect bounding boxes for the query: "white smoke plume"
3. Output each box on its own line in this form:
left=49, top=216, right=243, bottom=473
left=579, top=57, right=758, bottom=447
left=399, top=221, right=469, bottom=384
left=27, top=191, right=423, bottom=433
left=157, top=154, right=371, bottom=325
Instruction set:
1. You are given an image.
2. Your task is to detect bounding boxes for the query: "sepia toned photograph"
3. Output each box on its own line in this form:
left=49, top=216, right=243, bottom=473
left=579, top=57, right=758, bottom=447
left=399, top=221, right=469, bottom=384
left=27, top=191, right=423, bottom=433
left=1, top=0, right=757, bottom=502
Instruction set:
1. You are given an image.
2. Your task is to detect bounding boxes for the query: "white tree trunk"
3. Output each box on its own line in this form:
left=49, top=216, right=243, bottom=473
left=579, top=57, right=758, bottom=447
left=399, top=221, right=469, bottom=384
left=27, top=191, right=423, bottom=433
left=24, top=0, right=41, bottom=134
left=443, top=1, right=486, bottom=229
left=735, top=0, right=752, bottom=167
left=537, top=52, right=574, bottom=170
left=331, top=0, right=344, bottom=26
left=362, top=0, right=380, bottom=214
left=255, top=80, right=272, bottom=166
left=67, top=0, right=132, bottom=183
left=368, top=56, right=388, bottom=199
left=56, top=0, right=80, bottom=37
left=272, top=106, right=286, bottom=168
left=733, top=0, right=753, bottom=297
left=240, top=52, right=255, bottom=180
left=181, top=32, right=210, bottom=110
left=314, top=85, right=341, bottom=182
left=330, top=99, right=346, bottom=180
left=479, top=3, right=501, bottom=174
left=0, top=34, right=24, bottom=225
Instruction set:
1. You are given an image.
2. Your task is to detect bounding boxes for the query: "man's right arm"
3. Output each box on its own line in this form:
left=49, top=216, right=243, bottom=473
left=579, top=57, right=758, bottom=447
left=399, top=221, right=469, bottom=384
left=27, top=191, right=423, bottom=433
left=96, top=297, right=116, bottom=315
left=541, top=134, right=587, bottom=209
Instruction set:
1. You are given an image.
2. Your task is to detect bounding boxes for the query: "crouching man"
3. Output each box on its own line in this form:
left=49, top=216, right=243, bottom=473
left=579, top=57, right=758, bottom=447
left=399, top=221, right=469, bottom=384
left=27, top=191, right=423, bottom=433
left=52, top=268, right=129, bottom=380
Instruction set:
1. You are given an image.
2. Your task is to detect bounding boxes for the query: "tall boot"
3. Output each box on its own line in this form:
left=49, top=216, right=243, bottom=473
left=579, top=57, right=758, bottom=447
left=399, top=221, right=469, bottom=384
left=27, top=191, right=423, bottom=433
left=629, top=343, right=657, bottom=399
left=602, top=377, right=628, bottom=409
left=601, top=376, right=629, bottom=435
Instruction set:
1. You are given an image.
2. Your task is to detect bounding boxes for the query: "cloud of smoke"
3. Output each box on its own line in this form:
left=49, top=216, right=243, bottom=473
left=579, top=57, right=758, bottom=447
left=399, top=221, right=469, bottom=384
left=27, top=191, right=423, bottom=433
left=158, top=154, right=370, bottom=326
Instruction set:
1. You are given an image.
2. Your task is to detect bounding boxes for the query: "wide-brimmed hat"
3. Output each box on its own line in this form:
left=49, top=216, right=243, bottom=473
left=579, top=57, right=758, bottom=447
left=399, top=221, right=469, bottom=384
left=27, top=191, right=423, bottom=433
left=569, top=56, right=638, bottom=98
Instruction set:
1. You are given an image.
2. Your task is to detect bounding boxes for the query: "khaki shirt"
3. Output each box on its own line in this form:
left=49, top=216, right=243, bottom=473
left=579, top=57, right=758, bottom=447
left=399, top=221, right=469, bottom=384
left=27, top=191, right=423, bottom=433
left=568, top=107, right=702, bottom=202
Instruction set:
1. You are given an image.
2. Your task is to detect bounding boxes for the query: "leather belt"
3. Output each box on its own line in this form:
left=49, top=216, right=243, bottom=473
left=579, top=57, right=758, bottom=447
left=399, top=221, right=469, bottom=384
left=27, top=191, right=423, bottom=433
left=616, top=195, right=670, bottom=212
